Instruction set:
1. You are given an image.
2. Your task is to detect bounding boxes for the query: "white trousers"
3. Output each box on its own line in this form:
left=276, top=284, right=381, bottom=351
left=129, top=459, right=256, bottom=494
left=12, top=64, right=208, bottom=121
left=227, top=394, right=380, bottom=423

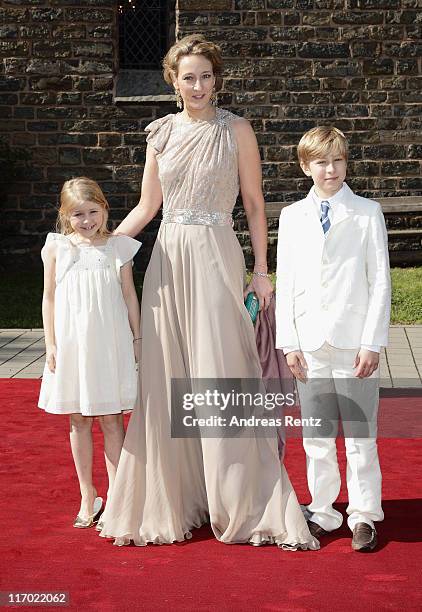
left=297, top=342, right=383, bottom=532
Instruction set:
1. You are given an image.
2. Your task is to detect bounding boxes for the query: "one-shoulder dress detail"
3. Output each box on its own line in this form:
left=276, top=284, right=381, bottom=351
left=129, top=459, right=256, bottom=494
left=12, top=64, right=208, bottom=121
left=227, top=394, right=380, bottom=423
left=99, top=108, right=319, bottom=550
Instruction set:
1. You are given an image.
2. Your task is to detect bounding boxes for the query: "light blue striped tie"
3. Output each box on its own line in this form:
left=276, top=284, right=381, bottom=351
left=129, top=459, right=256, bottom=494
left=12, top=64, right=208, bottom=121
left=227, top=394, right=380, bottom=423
left=320, top=200, right=331, bottom=234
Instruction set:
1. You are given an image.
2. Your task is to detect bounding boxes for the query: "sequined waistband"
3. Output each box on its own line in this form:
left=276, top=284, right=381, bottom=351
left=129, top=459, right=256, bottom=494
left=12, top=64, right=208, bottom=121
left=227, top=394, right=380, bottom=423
left=162, top=209, right=233, bottom=227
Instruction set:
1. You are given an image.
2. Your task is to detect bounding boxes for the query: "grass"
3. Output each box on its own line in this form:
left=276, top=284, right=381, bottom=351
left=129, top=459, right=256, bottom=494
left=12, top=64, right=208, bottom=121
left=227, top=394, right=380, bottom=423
left=0, top=268, right=420, bottom=329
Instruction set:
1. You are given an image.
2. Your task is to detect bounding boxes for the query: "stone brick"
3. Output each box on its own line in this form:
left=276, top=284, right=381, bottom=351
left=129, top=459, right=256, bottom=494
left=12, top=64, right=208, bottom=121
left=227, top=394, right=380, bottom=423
left=33, top=147, right=58, bottom=165
left=27, top=120, right=59, bottom=131
left=178, top=13, right=209, bottom=27
left=332, top=11, right=383, bottom=24
left=73, top=43, right=113, bottom=58
left=242, top=12, right=256, bottom=26
left=98, top=133, right=122, bottom=147
left=331, top=91, right=360, bottom=103
left=37, top=133, right=97, bottom=147
left=285, top=105, right=335, bottom=119
left=363, top=59, right=394, bottom=75
left=87, top=25, right=114, bottom=38
left=75, top=61, right=113, bottom=74
left=19, top=25, right=51, bottom=38
left=0, top=9, right=28, bottom=23
left=83, top=91, right=114, bottom=105
left=59, top=148, right=82, bottom=165
left=357, top=0, right=400, bottom=7
left=266, top=0, right=294, bottom=6
left=336, top=104, right=369, bottom=117
left=352, top=42, right=380, bottom=58
left=83, top=148, right=131, bottom=165
left=12, top=133, right=36, bottom=147
left=31, top=8, right=64, bottom=21
left=14, top=107, right=35, bottom=119
left=0, top=41, right=29, bottom=56
left=66, top=8, right=114, bottom=23
left=299, top=42, right=350, bottom=59
left=284, top=12, right=300, bottom=25
left=93, top=77, right=114, bottom=91
left=314, top=61, right=362, bottom=77
left=364, top=145, right=407, bottom=159
left=256, top=12, right=282, bottom=26
left=302, top=11, right=331, bottom=25
left=37, top=107, right=87, bottom=120
left=0, top=77, right=25, bottom=92
left=32, top=41, right=72, bottom=58
left=381, top=161, right=420, bottom=176
left=396, top=60, right=419, bottom=75
left=29, top=76, right=73, bottom=91
left=235, top=0, right=265, bottom=8
left=57, top=92, right=82, bottom=105
left=113, top=166, right=144, bottom=181
left=386, top=10, right=420, bottom=24
left=0, top=93, right=18, bottom=105
left=52, top=25, right=86, bottom=39
left=268, top=92, right=290, bottom=104
left=270, top=26, right=314, bottom=41
left=290, top=92, right=329, bottom=105
left=266, top=147, right=292, bottom=161
left=0, top=25, right=18, bottom=38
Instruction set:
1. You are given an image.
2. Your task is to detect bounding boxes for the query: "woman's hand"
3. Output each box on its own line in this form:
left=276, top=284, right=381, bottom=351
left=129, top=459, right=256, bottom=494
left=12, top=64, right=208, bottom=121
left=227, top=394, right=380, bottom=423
left=244, top=274, right=273, bottom=310
left=46, top=344, right=57, bottom=373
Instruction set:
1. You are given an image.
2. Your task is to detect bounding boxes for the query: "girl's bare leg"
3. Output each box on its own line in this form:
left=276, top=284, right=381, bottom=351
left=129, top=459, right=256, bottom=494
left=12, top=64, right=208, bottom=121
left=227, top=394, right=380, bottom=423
left=69, top=413, right=96, bottom=518
left=98, top=414, right=125, bottom=501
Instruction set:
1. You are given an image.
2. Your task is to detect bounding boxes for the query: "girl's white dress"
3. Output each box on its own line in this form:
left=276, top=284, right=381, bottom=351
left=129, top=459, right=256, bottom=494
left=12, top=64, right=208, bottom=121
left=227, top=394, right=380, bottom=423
left=38, top=233, right=141, bottom=416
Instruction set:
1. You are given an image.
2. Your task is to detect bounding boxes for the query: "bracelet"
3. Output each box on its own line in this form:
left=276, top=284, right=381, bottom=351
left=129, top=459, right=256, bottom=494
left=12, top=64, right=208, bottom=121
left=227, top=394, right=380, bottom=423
left=133, top=337, right=142, bottom=342
left=252, top=271, right=270, bottom=278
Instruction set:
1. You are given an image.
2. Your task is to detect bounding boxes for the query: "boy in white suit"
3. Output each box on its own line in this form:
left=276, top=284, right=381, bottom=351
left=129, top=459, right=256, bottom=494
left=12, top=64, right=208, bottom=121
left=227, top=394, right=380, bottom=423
left=276, top=127, right=391, bottom=551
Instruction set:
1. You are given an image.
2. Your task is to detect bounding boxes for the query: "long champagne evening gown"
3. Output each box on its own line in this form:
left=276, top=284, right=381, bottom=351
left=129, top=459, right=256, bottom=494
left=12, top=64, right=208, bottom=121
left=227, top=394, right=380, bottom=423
left=100, top=108, right=319, bottom=550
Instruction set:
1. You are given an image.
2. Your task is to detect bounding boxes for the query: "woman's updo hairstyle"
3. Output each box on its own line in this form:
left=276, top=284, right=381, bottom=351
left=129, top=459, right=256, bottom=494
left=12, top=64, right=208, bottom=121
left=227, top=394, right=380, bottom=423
left=163, top=34, right=223, bottom=92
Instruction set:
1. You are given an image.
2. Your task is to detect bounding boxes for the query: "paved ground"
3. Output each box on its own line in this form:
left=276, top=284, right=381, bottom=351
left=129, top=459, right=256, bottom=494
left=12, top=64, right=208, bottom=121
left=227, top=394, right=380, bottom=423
left=0, top=327, right=421, bottom=388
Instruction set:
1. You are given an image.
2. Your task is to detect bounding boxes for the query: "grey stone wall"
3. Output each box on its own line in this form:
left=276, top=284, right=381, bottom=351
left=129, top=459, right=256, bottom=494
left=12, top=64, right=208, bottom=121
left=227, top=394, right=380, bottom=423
left=1, top=0, right=421, bottom=270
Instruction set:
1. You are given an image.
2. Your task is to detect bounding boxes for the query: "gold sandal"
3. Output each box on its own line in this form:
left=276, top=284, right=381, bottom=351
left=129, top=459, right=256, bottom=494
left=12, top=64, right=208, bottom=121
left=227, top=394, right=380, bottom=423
left=73, top=496, right=103, bottom=528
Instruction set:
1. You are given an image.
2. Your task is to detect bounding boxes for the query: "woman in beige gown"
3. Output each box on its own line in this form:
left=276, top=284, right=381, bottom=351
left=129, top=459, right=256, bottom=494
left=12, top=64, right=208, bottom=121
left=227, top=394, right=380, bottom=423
left=99, top=35, right=319, bottom=550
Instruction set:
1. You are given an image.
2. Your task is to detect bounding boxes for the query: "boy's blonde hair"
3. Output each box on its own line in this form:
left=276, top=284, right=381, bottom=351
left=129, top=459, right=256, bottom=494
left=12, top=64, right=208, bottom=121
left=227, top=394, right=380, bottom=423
left=58, top=177, right=110, bottom=236
left=163, top=34, right=223, bottom=91
left=297, top=126, right=348, bottom=165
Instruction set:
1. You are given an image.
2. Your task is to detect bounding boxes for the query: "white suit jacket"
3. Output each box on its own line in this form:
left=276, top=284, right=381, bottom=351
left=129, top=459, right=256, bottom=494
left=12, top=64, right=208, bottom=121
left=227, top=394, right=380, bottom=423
left=275, top=183, right=391, bottom=353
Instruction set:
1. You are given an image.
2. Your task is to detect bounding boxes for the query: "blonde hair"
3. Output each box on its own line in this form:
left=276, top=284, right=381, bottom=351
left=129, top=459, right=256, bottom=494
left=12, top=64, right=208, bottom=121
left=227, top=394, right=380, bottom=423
left=163, top=34, right=223, bottom=91
left=297, top=126, right=349, bottom=164
left=57, top=177, right=110, bottom=236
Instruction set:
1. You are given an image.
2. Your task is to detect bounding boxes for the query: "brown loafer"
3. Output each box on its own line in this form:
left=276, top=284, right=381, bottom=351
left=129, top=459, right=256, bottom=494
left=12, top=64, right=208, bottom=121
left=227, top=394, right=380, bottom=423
left=307, top=520, right=329, bottom=538
left=352, top=522, right=377, bottom=552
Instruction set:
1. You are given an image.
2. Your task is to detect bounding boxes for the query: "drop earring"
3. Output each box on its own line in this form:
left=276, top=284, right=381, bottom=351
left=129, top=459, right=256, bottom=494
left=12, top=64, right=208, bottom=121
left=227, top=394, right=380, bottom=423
left=211, top=87, right=217, bottom=106
left=175, top=89, right=183, bottom=109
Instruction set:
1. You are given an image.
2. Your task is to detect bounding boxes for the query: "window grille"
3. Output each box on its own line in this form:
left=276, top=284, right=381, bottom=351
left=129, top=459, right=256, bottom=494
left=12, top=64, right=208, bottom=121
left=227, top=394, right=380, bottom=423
left=118, top=0, right=169, bottom=70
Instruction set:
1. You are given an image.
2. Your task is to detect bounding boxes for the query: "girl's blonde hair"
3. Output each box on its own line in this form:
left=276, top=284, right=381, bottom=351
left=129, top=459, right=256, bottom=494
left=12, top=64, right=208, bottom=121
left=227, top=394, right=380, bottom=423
left=58, top=177, right=110, bottom=236
left=163, top=34, right=223, bottom=91
left=297, top=126, right=349, bottom=165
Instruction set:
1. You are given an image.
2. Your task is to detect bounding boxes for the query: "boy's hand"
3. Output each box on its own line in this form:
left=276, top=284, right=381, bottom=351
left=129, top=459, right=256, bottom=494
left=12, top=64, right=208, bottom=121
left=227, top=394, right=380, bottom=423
left=46, top=345, right=57, bottom=373
left=354, top=348, right=379, bottom=378
left=286, top=350, right=308, bottom=382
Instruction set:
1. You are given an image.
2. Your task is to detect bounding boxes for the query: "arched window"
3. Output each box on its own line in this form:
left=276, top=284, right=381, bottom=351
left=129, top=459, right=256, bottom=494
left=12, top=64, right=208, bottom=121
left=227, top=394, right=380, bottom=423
left=116, top=0, right=175, bottom=102
left=118, top=0, right=169, bottom=70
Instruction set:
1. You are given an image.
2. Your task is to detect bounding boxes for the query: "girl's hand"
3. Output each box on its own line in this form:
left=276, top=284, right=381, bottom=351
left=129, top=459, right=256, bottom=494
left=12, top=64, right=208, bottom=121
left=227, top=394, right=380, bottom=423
left=46, top=345, right=57, bottom=373
left=133, top=338, right=141, bottom=365
left=244, top=274, right=273, bottom=310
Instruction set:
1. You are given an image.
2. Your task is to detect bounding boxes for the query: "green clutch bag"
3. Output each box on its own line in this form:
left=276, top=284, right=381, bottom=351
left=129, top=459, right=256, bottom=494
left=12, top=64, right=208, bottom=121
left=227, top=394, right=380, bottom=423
left=244, top=292, right=259, bottom=324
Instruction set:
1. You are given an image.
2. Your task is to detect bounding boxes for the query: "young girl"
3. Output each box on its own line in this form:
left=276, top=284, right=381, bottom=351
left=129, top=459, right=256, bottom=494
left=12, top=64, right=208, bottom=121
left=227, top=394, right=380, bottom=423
left=38, top=177, right=141, bottom=528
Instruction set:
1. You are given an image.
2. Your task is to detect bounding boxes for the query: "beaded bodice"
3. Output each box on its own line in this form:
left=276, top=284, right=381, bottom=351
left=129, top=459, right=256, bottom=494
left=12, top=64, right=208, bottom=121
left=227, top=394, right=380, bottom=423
left=145, top=108, right=240, bottom=219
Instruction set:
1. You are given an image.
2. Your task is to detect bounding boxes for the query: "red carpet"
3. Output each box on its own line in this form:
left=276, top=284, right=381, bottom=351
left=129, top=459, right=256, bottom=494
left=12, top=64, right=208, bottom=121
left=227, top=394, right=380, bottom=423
left=1, top=379, right=422, bottom=611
